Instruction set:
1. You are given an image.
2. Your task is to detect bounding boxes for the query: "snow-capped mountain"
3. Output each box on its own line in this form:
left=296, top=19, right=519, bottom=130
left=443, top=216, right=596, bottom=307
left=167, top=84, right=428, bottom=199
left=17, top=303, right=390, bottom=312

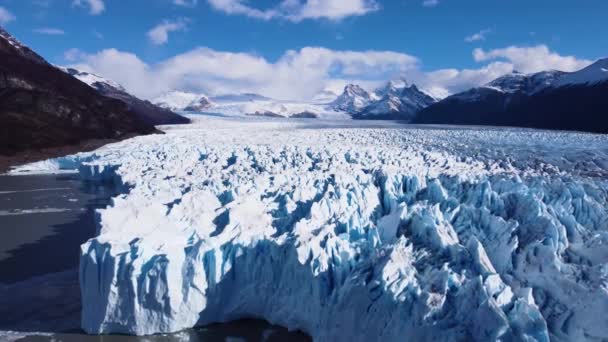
left=557, top=57, right=608, bottom=87
left=330, top=84, right=375, bottom=113
left=61, top=67, right=126, bottom=92
left=416, top=57, right=608, bottom=133
left=356, top=83, right=437, bottom=120
left=332, top=80, right=436, bottom=120
left=183, top=96, right=214, bottom=112
left=484, top=70, right=566, bottom=95
left=60, top=68, right=189, bottom=125
left=374, top=78, right=409, bottom=98
left=154, top=91, right=211, bottom=112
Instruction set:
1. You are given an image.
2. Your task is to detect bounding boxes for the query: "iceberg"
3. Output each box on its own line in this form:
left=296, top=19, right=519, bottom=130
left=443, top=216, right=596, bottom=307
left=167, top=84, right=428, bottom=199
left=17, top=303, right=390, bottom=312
left=14, top=116, right=608, bottom=341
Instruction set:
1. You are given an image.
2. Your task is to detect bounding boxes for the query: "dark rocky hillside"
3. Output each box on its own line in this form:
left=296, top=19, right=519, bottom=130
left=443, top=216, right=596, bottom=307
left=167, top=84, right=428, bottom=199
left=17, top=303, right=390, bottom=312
left=0, top=27, right=158, bottom=157
left=63, top=68, right=190, bottom=125
left=415, top=83, right=608, bottom=134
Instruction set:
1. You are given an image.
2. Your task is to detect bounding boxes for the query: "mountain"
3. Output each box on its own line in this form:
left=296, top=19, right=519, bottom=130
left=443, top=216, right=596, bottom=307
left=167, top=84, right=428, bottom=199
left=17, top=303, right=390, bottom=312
left=331, top=84, right=375, bottom=113
left=557, top=58, right=608, bottom=87
left=374, top=78, right=408, bottom=98
left=355, top=83, right=436, bottom=120
left=0, top=26, right=156, bottom=157
left=332, top=80, right=436, bottom=120
left=154, top=91, right=202, bottom=111
left=153, top=91, right=348, bottom=119
left=154, top=90, right=214, bottom=112
left=61, top=68, right=190, bottom=125
left=483, top=70, right=566, bottom=95
left=415, top=59, right=608, bottom=133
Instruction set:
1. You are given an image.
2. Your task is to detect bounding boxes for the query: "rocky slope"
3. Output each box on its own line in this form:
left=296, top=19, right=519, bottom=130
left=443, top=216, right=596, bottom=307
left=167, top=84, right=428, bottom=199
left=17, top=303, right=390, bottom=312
left=62, top=68, right=190, bottom=125
left=415, top=59, right=608, bottom=133
left=0, top=26, right=157, bottom=156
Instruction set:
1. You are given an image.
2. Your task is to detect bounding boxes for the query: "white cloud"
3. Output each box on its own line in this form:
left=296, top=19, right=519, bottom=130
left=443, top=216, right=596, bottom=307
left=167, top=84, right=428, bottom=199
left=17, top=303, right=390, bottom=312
left=67, top=46, right=418, bottom=101
left=65, top=44, right=592, bottom=101
left=206, top=0, right=379, bottom=22
left=465, top=29, right=492, bottom=43
left=413, top=62, right=514, bottom=97
left=33, top=27, right=66, bottom=35
left=147, top=18, right=190, bottom=45
left=422, top=0, right=439, bottom=7
left=64, top=48, right=87, bottom=62
left=473, top=45, right=592, bottom=73
left=173, top=0, right=198, bottom=6
left=0, top=6, right=16, bottom=25
left=72, top=0, right=105, bottom=15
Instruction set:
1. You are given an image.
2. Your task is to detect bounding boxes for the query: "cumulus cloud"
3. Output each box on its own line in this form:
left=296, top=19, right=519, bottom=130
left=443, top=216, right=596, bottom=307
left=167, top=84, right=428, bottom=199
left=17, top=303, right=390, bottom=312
left=72, top=0, right=105, bottom=15
left=147, top=18, right=190, bottom=45
left=66, top=46, right=418, bottom=100
left=465, top=29, right=492, bottom=43
left=0, top=6, right=16, bottom=25
left=412, top=62, right=514, bottom=97
left=422, top=0, right=439, bottom=7
left=207, top=0, right=379, bottom=22
left=65, top=44, right=592, bottom=101
left=33, top=27, right=66, bottom=35
left=473, top=45, right=592, bottom=73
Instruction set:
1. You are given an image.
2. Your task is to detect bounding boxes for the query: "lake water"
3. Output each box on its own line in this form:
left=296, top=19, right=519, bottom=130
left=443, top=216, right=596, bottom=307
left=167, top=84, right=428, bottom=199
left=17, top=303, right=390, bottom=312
left=0, top=174, right=309, bottom=342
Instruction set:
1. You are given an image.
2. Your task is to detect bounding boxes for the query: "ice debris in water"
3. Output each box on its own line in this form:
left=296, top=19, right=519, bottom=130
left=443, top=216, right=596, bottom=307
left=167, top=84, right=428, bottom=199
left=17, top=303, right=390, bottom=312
left=14, top=116, right=608, bottom=341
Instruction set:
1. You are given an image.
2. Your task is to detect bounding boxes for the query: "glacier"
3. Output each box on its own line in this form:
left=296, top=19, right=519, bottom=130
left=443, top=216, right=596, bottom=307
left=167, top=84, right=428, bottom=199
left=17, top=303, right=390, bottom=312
left=12, top=116, right=608, bottom=341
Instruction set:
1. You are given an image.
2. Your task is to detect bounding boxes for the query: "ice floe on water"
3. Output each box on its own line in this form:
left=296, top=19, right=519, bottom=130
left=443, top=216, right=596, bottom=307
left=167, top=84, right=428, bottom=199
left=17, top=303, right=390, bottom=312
left=12, top=116, right=608, bottom=341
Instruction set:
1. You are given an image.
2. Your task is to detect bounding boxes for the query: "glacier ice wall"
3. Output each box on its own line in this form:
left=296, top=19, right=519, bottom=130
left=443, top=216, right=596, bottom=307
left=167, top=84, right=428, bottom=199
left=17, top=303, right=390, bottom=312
left=15, top=118, right=608, bottom=341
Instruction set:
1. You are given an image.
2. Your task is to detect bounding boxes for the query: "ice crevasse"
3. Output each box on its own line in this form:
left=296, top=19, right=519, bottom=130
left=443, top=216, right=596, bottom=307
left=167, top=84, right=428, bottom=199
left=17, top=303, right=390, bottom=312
left=16, top=119, right=608, bottom=341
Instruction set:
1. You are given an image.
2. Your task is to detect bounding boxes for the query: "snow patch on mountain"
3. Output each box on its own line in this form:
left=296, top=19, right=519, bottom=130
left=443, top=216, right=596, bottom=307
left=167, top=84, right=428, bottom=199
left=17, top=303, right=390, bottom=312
left=557, top=58, right=608, bottom=87
left=13, top=117, right=608, bottom=341
left=154, top=91, right=209, bottom=111
left=484, top=70, right=566, bottom=95
left=59, top=67, right=126, bottom=92
left=332, top=80, right=436, bottom=119
left=330, top=84, right=375, bottom=113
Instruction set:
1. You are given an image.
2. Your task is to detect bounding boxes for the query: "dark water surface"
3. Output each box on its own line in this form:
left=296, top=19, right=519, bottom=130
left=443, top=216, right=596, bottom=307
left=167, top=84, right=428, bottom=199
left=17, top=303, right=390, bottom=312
left=0, top=174, right=309, bottom=342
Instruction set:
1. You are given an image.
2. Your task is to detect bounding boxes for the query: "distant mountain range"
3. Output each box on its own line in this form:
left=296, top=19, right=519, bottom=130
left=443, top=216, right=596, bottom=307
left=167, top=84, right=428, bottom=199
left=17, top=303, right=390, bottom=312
left=154, top=78, right=438, bottom=121
left=152, top=90, right=350, bottom=119
left=415, top=58, right=608, bottom=133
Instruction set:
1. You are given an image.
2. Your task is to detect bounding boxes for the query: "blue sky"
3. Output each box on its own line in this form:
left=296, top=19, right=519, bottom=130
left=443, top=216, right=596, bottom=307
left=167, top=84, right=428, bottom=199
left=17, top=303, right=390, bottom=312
left=0, top=0, right=605, bottom=100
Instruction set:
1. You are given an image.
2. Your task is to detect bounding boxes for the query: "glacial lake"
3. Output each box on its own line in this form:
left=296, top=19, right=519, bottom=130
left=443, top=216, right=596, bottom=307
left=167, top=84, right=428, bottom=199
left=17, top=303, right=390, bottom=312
left=0, top=173, right=309, bottom=342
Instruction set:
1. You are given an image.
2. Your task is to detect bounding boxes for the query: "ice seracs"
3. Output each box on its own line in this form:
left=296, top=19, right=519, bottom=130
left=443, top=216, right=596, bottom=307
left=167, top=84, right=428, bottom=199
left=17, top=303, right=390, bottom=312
left=14, top=116, right=608, bottom=341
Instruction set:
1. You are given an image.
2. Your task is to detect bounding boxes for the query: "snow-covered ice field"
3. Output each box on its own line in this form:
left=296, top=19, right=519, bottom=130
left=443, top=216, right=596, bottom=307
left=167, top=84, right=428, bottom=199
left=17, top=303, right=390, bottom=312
left=12, top=116, right=608, bottom=341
